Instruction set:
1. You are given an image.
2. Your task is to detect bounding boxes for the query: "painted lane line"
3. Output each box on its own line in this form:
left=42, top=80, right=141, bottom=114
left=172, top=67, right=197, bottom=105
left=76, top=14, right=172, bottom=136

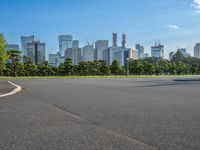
left=0, top=81, right=22, bottom=98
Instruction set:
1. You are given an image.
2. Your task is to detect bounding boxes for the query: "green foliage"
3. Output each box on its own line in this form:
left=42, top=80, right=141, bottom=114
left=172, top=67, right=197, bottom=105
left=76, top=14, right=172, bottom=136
left=111, top=60, right=121, bottom=75
left=7, top=50, right=22, bottom=76
left=0, top=34, right=8, bottom=75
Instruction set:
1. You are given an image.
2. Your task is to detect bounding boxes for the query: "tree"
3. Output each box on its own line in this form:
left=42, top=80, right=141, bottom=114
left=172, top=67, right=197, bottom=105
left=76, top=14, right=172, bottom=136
left=99, top=60, right=110, bottom=75
left=171, top=51, right=185, bottom=63
left=37, top=61, right=53, bottom=76
left=23, top=56, right=37, bottom=76
left=0, top=34, right=8, bottom=76
left=64, top=58, right=74, bottom=76
left=111, top=60, right=121, bottom=75
left=129, top=60, right=144, bottom=75
left=77, top=61, right=88, bottom=76
left=7, top=50, right=22, bottom=77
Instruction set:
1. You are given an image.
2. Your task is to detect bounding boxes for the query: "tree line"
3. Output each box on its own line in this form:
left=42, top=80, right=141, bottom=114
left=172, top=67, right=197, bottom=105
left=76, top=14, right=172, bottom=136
left=1, top=34, right=200, bottom=77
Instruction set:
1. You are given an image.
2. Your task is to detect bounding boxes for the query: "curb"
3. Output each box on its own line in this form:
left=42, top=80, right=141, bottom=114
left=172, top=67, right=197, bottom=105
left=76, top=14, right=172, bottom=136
left=0, top=81, right=22, bottom=98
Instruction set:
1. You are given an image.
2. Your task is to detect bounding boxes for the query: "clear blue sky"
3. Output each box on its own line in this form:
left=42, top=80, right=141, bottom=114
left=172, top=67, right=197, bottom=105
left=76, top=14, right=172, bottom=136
left=1, top=0, right=200, bottom=58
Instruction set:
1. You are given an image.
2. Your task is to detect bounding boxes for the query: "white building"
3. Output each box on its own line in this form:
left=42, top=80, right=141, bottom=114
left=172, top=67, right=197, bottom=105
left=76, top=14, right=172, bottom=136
left=83, top=45, right=95, bottom=62
left=27, top=41, right=45, bottom=64
left=151, top=44, right=164, bottom=58
left=95, top=40, right=109, bottom=60
left=58, top=35, right=73, bottom=57
left=21, top=36, right=34, bottom=56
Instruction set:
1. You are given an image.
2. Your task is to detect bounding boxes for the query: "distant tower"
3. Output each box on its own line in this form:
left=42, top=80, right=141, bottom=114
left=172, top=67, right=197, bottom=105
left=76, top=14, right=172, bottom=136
left=112, top=33, right=117, bottom=48
left=122, top=33, right=126, bottom=48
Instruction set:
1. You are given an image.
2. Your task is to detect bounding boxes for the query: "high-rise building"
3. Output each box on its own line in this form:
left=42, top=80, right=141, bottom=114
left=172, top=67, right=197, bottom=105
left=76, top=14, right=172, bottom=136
left=135, top=44, right=144, bottom=59
left=58, top=35, right=73, bottom=57
left=65, top=40, right=81, bottom=65
left=49, top=53, right=60, bottom=67
left=112, top=33, right=118, bottom=48
left=141, top=53, right=149, bottom=59
left=194, top=43, right=200, bottom=58
left=95, top=40, right=109, bottom=60
left=103, top=48, right=112, bottom=65
left=21, top=36, right=34, bottom=56
left=6, top=44, right=20, bottom=51
left=130, top=49, right=138, bottom=60
left=83, top=45, right=95, bottom=62
left=151, top=43, right=164, bottom=58
left=27, top=41, right=45, bottom=64
left=112, top=47, right=131, bottom=66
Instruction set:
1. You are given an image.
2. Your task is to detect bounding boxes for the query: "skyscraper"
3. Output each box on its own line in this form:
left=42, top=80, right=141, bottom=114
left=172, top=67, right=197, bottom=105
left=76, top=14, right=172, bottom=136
left=151, top=43, right=164, bottom=58
left=58, top=35, right=73, bottom=57
left=194, top=43, right=200, bottom=58
left=130, top=49, right=138, bottom=60
left=27, top=41, right=45, bottom=64
left=135, top=44, right=144, bottom=59
left=112, top=33, right=118, bottom=48
left=83, top=44, right=95, bottom=62
left=95, top=40, right=109, bottom=60
left=21, top=36, right=34, bottom=56
left=65, top=40, right=81, bottom=65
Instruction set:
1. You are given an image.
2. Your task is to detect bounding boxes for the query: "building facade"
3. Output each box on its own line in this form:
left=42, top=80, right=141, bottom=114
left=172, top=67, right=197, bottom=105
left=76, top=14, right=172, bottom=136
left=135, top=44, right=144, bottom=59
left=95, top=40, right=109, bottom=60
left=130, top=49, right=138, bottom=60
left=151, top=44, right=164, bottom=58
left=27, top=41, right=45, bottom=64
left=82, top=45, right=95, bottom=62
left=58, top=35, right=73, bottom=57
left=49, top=53, right=60, bottom=67
left=194, top=43, right=200, bottom=58
left=21, top=36, right=34, bottom=56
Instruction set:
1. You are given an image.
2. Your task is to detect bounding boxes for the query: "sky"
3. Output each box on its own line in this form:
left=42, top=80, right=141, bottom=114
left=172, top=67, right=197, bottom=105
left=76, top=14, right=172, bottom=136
left=0, top=0, right=200, bottom=58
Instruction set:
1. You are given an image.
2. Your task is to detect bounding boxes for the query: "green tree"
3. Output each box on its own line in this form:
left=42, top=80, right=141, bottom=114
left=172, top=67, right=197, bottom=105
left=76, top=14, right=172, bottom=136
left=78, top=61, right=88, bottom=76
left=99, top=60, right=110, bottom=75
left=7, top=50, right=22, bottom=77
left=37, top=61, right=53, bottom=76
left=129, top=60, right=144, bottom=75
left=111, top=60, right=121, bottom=75
left=64, top=58, right=74, bottom=76
left=171, top=51, right=185, bottom=63
left=0, top=34, right=8, bottom=76
left=23, top=56, right=37, bottom=76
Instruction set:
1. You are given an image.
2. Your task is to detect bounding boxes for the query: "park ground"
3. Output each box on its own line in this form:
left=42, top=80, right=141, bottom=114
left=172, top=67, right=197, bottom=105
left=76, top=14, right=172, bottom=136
left=0, top=77, right=200, bottom=150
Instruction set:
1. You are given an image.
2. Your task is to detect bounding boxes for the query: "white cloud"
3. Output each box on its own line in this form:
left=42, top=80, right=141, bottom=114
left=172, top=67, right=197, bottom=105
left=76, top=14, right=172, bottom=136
left=192, top=0, right=200, bottom=9
left=166, top=24, right=180, bottom=30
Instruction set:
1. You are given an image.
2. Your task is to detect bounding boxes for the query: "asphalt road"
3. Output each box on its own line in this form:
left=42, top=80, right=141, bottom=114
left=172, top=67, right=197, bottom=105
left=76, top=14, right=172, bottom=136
left=0, top=78, right=200, bottom=150
left=0, top=80, right=14, bottom=95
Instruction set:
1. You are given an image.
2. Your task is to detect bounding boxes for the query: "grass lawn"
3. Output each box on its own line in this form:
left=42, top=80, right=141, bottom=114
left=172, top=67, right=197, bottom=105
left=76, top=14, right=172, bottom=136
left=1, top=75, right=200, bottom=79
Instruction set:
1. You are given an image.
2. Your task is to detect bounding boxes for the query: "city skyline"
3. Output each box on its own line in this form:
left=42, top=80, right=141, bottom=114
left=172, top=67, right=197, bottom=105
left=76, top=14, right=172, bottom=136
left=1, top=0, right=200, bottom=58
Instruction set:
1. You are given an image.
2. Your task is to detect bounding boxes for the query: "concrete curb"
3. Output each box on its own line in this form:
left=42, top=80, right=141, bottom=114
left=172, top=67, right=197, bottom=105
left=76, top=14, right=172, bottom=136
left=0, top=81, right=22, bottom=98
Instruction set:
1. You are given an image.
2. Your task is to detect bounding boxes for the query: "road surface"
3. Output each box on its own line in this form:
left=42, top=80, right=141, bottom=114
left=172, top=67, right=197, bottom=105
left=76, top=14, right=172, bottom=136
left=0, top=78, right=200, bottom=150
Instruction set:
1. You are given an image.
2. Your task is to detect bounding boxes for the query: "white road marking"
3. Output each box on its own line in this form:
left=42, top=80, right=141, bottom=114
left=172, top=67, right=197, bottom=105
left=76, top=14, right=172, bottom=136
left=0, top=81, right=22, bottom=98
